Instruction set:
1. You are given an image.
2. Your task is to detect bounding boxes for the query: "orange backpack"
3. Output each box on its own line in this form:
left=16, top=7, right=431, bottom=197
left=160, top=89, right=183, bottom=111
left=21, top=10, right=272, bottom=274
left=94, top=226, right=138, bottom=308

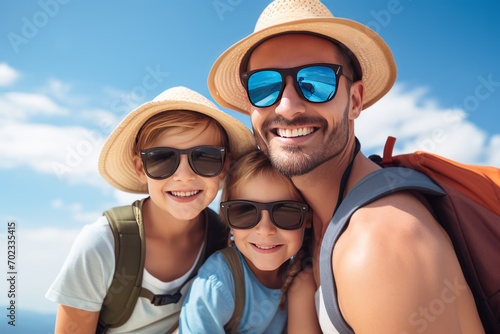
left=320, top=136, right=500, bottom=333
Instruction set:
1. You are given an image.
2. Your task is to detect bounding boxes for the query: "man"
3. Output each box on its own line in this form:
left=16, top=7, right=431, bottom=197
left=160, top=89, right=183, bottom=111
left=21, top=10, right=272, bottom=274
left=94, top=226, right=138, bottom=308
left=208, top=0, right=485, bottom=333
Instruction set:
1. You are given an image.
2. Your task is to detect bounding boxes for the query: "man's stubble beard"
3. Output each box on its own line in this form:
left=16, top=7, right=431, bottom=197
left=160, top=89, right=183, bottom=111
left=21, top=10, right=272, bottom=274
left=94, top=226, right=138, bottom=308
left=253, top=103, right=350, bottom=177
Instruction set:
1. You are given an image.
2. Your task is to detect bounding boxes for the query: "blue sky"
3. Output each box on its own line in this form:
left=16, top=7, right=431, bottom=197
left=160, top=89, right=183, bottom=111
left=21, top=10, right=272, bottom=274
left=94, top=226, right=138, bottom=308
left=0, top=0, right=499, bottom=321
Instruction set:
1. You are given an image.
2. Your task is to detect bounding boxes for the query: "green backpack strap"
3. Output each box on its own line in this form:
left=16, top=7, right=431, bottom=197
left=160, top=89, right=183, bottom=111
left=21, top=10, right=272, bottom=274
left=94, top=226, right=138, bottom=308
left=221, top=247, right=245, bottom=334
left=98, top=199, right=146, bottom=333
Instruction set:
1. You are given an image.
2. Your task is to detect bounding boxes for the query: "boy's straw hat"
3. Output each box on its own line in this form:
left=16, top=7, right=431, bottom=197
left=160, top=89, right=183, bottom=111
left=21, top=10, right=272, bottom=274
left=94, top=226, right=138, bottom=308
left=98, top=86, right=256, bottom=194
left=208, top=0, right=397, bottom=114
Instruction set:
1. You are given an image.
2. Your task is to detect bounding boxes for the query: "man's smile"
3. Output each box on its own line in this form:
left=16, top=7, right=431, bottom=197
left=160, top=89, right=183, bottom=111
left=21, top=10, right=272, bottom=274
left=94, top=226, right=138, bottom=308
left=276, top=127, right=315, bottom=138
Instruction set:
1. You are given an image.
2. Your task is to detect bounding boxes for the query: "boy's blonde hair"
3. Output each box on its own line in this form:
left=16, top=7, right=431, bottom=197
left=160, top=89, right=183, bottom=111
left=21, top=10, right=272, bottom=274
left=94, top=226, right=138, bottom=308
left=134, top=110, right=229, bottom=154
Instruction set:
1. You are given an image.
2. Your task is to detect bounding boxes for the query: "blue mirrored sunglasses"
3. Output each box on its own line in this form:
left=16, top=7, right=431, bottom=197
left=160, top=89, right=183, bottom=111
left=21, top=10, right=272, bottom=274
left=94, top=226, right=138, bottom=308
left=241, top=63, right=350, bottom=108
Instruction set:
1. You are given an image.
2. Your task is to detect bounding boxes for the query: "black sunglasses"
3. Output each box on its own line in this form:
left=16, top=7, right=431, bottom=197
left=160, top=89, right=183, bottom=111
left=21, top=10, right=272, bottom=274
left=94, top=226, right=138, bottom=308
left=140, top=146, right=226, bottom=179
left=220, top=200, right=309, bottom=230
left=241, top=63, right=350, bottom=108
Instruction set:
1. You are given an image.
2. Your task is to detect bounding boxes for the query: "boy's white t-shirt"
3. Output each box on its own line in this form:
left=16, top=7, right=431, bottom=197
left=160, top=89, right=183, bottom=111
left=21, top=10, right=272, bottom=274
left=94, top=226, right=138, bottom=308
left=46, top=215, right=202, bottom=333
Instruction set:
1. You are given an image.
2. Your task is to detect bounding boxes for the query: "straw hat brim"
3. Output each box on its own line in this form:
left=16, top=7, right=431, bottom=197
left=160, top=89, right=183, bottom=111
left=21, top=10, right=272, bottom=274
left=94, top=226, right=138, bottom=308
left=208, top=17, right=397, bottom=114
left=98, top=89, right=256, bottom=194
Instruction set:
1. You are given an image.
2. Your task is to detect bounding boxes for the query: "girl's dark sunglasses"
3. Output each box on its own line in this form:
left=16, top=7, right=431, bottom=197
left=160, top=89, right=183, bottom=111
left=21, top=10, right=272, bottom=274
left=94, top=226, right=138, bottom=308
left=241, top=63, right=350, bottom=108
left=140, top=146, right=226, bottom=179
left=220, top=200, right=309, bottom=230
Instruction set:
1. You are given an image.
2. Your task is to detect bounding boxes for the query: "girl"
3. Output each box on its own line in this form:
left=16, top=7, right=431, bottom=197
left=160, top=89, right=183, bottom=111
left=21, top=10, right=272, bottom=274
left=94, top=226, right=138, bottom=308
left=179, top=149, right=316, bottom=333
left=46, top=86, right=255, bottom=333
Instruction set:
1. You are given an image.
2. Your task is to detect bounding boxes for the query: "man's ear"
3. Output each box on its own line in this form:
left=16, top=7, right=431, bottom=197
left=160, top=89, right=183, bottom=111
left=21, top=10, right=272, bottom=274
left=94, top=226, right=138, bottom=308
left=348, top=80, right=364, bottom=120
left=133, top=155, right=148, bottom=184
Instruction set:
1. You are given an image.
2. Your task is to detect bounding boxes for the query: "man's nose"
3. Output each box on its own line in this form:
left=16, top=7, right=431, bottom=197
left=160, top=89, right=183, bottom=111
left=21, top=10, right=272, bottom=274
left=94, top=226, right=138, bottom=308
left=274, top=76, right=306, bottom=119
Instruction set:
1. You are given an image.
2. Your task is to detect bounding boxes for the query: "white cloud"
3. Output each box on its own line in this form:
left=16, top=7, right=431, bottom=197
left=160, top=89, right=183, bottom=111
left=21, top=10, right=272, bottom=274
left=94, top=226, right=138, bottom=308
left=50, top=199, right=64, bottom=209
left=356, top=84, right=499, bottom=166
left=43, top=79, right=71, bottom=101
left=0, top=63, right=19, bottom=86
left=487, top=135, right=500, bottom=167
left=0, top=120, right=105, bottom=187
left=0, top=92, right=68, bottom=121
left=50, top=198, right=104, bottom=224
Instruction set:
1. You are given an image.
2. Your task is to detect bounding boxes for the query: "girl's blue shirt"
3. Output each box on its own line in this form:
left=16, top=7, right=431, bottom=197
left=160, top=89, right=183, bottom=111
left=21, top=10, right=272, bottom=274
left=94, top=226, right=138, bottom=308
left=179, top=247, right=286, bottom=333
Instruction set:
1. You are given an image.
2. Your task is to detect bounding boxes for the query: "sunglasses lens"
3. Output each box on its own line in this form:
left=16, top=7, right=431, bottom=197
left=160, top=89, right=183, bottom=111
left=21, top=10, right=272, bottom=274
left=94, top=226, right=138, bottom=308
left=297, top=65, right=338, bottom=103
left=191, top=147, right=224, bottom=177
left=144, top=149, right=177, bottom=179
left=226, top=202, right=258, bottom=229
left=272, top=202, right=304, bottom=229
left=247, top=70, right=282, bottom=107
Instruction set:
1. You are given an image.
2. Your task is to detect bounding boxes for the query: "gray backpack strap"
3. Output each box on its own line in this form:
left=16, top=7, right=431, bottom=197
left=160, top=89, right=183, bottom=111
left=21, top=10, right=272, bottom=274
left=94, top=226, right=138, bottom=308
left=319, top=167, right=445, bottom=333
left=220, top=247, right=245, bottom=334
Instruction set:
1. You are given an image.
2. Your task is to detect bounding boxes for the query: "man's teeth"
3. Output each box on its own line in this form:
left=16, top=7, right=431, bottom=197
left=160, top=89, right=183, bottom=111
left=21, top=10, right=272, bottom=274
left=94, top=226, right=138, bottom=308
left=277, top=127, right=314, bottom=138
left=171, top=190, right=200, bottom=197
left=255, top=244, right=277, bottom=250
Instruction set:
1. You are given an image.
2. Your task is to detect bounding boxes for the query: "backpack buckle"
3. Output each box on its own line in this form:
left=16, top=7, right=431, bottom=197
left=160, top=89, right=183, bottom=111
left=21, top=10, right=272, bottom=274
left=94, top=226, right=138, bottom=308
left=151, top=292, right=182, bottom=306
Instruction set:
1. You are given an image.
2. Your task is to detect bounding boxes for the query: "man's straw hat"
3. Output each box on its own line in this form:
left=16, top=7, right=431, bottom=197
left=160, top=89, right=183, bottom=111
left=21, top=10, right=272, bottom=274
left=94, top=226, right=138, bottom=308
left=98, top=86, right=256, bottom=194
left=208, top=0, right=397, bottom=114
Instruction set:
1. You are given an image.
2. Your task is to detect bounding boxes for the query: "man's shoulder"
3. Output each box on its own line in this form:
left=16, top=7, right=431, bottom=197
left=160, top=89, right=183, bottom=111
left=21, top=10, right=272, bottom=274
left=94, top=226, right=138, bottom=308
left=344, top=191, right=433, bottom=234
left=333, top=190, right=452, bottom=276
